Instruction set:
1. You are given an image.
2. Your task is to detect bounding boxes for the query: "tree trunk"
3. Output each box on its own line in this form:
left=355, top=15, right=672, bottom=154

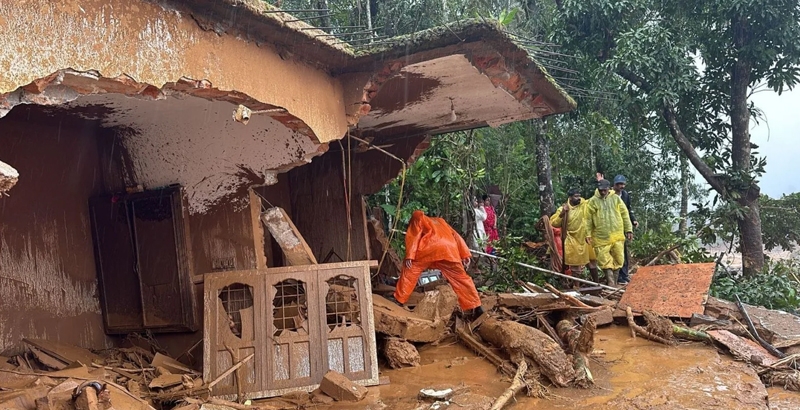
left=316, top=0, right=331, bottom=29
left=477, top=317, right=575, bottom=387
left=679, top=156, right=689, bottom=236
left=730, top=14, right=765, bottom=277
left=533, top=120, right=555, bottom=217
left=366, top=0, right=375, bottom=37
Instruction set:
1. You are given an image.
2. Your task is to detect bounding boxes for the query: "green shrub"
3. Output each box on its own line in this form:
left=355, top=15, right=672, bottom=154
left=710, top=259, right=800, bottom=311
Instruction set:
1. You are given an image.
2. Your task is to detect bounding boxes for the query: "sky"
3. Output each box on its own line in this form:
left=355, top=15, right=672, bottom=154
left=689, top=89, right=799, bottom=199
left=747, top=89, right=800, bottom=197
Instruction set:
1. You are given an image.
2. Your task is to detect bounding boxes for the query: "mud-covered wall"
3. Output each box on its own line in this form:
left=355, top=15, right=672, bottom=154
left=0, top=0, right=347, bottom=143
left=0, top=107, right=111, bottom=354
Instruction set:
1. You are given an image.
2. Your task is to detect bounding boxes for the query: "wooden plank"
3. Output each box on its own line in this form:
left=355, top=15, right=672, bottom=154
left=260, top=207, right=317, bottom=266
left=23, top=339, right=102, bottom=365
left=151, top=353, right=195, bottom=375
left=28, top=346, right=67, bottom=370
left=249, top=189, right=268, bottom=269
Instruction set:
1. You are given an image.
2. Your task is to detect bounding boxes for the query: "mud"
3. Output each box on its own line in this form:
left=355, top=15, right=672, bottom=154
left=383, top=339, right=420, bottom=369
left=336, top=326, right=800, bottom=409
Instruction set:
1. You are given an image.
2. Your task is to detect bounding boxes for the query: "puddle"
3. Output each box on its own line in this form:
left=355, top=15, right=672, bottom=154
left=329, top=325, right=800, bottom=409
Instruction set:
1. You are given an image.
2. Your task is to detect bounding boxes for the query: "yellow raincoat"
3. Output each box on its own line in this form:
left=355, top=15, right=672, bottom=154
left=550, top=199, right=593, bottom=267
left=586, top=190, right=632, bottom=270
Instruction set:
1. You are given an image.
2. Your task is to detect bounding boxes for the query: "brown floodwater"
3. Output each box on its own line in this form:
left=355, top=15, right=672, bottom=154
left=329, top=325, right=800, bottom=410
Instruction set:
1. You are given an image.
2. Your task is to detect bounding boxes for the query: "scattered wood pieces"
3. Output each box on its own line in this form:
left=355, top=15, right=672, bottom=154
left=149, top=373, right=184, bottom=389
left=151, top=353, right=195, bottom=375
left=543, top=284, right=596, bottom=310
left=28, top=346, right=67, bottom=370
left=23, top=339, right=102, bottom=366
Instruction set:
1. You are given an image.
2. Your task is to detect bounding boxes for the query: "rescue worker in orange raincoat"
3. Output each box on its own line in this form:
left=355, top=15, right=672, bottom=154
left=393, top=210, right=484, bottom=317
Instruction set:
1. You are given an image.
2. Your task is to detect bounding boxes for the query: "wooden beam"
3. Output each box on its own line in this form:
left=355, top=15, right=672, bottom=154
left=260, top=207, right=317, bottom=266
left=249, top=189, right=268, bottom=269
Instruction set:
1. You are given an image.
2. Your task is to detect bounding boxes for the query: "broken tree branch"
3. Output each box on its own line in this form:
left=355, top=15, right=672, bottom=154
left=735, top=294, right=787, bottom=359
left=626, top=307, right=675, bottom=346
left=672, top=325, right=712, bottom=342
left=490, top=353, right=528, bottom=410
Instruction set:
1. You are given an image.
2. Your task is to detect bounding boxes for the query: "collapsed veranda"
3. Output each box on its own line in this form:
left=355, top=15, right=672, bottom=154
left=0, top=0, right=574, bottom=399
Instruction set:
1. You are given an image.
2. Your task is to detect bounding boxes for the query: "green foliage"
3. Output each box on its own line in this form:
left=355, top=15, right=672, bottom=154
left=478, top=236, right=555, bottom=292
left=760, top=193, right=800, bottom=251
left=711, top=259, right=800, bottom=311
left=628, top=222, right=714, bottom=266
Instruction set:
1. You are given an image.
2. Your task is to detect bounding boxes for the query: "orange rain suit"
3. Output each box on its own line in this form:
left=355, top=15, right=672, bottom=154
left=394, top=211, right=482, bottom=311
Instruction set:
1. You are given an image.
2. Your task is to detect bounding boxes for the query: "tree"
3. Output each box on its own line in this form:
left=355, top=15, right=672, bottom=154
left=557, top=0, right=800, bottom=276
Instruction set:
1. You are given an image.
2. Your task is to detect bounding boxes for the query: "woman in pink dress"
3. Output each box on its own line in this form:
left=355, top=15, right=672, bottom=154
left=482, top=195, right=500, bottom=253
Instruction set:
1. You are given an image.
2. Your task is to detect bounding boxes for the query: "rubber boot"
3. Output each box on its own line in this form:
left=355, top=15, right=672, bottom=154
left=604, top=269, right=616, bottom=286
left=589, top=267, right=599, bottom=283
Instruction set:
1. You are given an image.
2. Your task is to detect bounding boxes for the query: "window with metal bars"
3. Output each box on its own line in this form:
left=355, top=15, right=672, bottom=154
left=325, top=275, right=361, bottom=330
left=218, top=283, right=254, bottom=338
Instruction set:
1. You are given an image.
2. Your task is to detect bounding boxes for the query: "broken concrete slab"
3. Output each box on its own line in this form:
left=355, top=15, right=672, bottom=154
left=708, top=330, right=781, bottom=367
left=615, top=263, right=716, bottom=319
left=704, top=297, right=800, bottom=344
left=373, top=294, right=448, bottom=343
left=383, top=338, right=420, bottom=369
left=413, top=285, right=459, bottom=321
left=319, top=371, right=368, bottom=402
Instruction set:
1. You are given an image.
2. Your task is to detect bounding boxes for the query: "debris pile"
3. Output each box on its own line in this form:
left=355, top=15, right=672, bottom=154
left=0, top=337, right=370, bottom=409
left=370, top=262, right=800, bottom=409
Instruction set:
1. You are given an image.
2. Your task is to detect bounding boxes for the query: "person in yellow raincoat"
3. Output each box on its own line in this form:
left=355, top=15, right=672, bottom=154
left=550, top=188, right=599, bottom=282
left=393, top=210, right=483, bottom=317
left=585, top=179, right=633, bottom=286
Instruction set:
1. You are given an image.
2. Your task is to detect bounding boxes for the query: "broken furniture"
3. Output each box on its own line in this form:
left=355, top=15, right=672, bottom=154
left=203, top=261, right=379, bottom=400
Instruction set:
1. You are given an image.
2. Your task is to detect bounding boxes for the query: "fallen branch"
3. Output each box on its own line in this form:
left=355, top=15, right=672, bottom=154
left=735, top=294, right=787, bottom=359
left=454, top=319, right=517, bottom=378
left=490, top=353, right=528, bottom=410
left=672, top=325, right=712, bottom=342
left=626, top=307, right=675, bottom=345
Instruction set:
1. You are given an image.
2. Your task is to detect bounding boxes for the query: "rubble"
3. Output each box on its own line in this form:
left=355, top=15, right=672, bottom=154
left=412, top=285, right=459, bottom=321
left=383, top=338, right=421, bottom=369
left=318, top=371, right=368, bottom=402
left=373, top=294, right=448, bottom=343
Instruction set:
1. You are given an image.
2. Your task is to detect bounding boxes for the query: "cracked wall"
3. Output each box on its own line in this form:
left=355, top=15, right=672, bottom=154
left=0, top=0, right=347, bottom=143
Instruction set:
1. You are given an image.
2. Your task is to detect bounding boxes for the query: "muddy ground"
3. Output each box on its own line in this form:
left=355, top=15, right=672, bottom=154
left=328, top=326, right=800, bottom=410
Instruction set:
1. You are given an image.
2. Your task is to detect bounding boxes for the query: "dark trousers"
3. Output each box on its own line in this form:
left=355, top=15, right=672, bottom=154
left=619, top=242, right=630, bottom=283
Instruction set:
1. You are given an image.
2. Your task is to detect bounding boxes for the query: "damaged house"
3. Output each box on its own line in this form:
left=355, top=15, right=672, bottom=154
left=0, top=0, right=574, bottom=400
